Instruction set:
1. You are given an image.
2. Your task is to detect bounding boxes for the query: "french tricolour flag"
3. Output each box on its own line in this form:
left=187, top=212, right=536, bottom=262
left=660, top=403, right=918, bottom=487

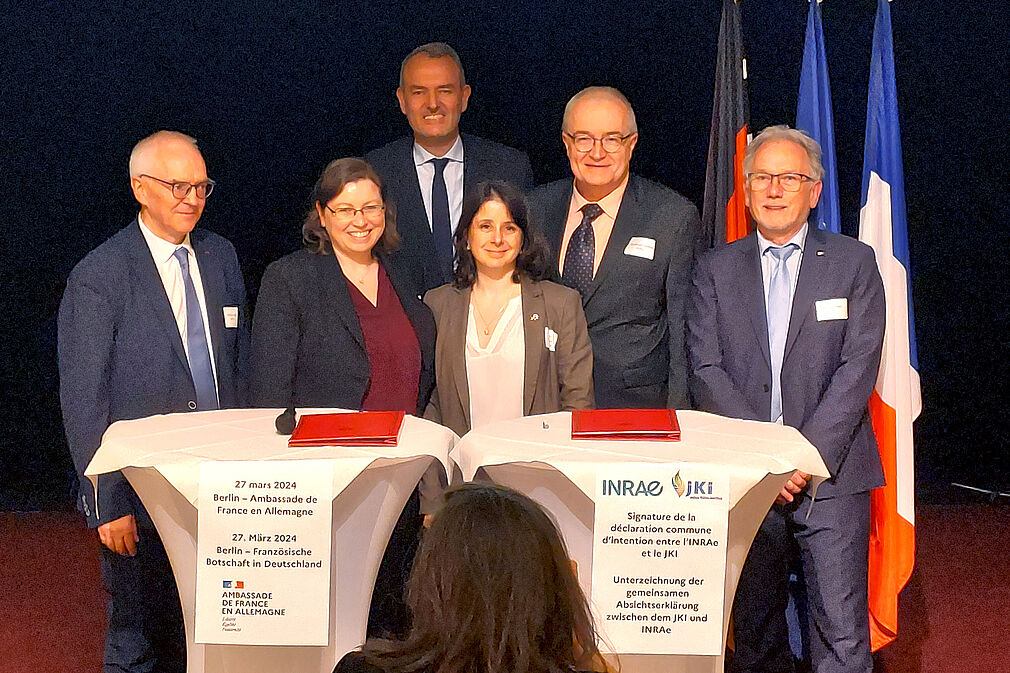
left=857, top=0, right=920, bottom=652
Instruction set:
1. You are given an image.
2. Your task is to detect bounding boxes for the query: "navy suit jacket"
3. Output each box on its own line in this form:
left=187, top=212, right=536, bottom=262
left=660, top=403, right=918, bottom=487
left=249, top=249, right=435, bottom=416
left=365, top=133, right=534, bottom=296
left=527, top=175, right=701, bottom=409
left=58, top=220, right=249, bottom=527
left=687, top=227, right=886, bottom=497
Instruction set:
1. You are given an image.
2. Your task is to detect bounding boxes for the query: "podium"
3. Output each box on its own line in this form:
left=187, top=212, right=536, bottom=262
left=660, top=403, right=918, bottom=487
left=85, top=408, right=456, bottom=673
left=451, top=410, right=829, bottom=673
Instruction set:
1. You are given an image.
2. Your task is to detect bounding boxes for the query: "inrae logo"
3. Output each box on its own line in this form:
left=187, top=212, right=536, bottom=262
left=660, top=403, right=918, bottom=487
left=601, top=479, right=664, bottom=496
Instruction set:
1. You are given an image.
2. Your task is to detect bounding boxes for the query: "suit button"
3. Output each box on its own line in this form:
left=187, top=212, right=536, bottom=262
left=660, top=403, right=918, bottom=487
left=188, top=400, right=197, bottom=410
left=763, top=384, right=769, bottom=393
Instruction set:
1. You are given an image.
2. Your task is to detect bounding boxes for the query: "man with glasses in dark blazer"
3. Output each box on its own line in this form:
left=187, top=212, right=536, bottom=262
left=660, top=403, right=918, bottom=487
left=527, top=86, right=701, bottom=409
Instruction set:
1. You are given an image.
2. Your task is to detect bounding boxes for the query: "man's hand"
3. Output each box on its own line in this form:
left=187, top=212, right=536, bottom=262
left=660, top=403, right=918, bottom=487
left=775, top=471, right=811, bottom=506
left=98, top=514, right=138, bottom=556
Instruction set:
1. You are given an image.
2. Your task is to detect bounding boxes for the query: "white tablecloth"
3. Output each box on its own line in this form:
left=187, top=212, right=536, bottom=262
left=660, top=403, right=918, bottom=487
left=86, top=408, right=457, bottom=673
left=451, top=410, right=829, bottom=673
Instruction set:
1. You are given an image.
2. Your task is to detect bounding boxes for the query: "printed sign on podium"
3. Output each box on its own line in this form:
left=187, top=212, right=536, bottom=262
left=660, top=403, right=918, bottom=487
left=591, top=464, right=729, bottom=655
left=195, top=460, right=334, bottom=645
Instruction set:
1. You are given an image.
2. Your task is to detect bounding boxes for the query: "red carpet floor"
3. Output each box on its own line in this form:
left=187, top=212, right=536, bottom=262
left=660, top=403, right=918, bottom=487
left=1, top=505, right=1007, bottom=672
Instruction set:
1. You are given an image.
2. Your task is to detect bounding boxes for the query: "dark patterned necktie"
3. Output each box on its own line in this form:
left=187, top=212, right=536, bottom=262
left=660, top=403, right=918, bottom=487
left=562, top=203, right=604, bottom=297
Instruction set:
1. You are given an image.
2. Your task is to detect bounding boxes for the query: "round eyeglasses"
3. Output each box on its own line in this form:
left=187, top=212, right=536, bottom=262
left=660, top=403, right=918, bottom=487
left=139, top=174, right=216, bottom=199
left=324, top=203, right=385, bottom=222
left=746, top=172, right=814, bottom=192
left=564, top=132, right=635, bottom=154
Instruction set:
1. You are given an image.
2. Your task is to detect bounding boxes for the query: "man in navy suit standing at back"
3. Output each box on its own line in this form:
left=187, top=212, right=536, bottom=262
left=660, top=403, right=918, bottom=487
left=687, top=126, right=885, bottom=673
left=59, top=130, right=249, bottom=672
left=366, top=42, right=534, bottom=296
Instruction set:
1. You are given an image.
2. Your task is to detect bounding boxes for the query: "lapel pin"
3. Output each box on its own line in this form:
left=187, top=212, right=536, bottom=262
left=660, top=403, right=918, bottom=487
left=530, top=313, right=540, bottom=321
left=816, top=250, right=825, bottom=256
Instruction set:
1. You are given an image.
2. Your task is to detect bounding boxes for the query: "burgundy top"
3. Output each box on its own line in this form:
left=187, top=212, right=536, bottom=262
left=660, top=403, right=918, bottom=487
left=346, top=263, right=421, bottom=413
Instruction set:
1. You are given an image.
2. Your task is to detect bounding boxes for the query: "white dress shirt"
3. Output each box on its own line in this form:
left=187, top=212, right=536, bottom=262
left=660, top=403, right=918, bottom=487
left=465, top=295, right=524, bottom=430
left=413, top=135, right=465, bottom=235
left=138, top=213, right=219, bottom=388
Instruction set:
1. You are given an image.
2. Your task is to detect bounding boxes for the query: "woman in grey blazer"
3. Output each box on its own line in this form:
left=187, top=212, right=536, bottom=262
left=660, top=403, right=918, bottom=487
left=423, top=181, right=594, bottom=439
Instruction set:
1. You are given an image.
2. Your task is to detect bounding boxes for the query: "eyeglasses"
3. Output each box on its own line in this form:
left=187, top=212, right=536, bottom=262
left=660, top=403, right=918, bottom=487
left=564, top=132, right=635, bottom=154
left=140, top=174, right=216, bottom=199
left=746, top=172, right=814, bottom=192
left=324, top=203, right=385, bottom=222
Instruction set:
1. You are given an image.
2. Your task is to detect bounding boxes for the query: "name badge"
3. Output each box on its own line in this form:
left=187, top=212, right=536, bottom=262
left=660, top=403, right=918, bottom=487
left=544, top=327, right=558, bottom=352
left=223, top=306, right=239, bottom=328
left=624, top=236, right=656, bottom=260
left=815, top=298, right=848, bottom=321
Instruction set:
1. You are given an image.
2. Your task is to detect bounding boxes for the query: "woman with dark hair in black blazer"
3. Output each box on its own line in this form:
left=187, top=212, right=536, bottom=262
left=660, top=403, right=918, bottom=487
left=251, top=157, right=435, bottom=637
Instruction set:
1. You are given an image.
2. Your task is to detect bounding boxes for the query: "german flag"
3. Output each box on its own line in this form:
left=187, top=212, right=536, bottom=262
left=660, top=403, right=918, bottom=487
left=702, top=0, right=750, bottom=247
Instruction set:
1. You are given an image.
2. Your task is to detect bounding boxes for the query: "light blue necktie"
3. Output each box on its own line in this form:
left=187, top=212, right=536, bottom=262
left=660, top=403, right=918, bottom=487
left=173, top=247, right=219, bottom=410
left=766, top=244, right=799, bottom=422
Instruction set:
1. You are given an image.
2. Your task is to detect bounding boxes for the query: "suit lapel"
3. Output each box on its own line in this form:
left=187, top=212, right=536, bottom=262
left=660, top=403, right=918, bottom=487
left=584, top=177, right=640, bottom=305
left=124, top=220, right=191, bottom=374
left=545, top=182, right=573, bottom=268
left=399, top=138, right=429, bottom=230
left=448, top=287, right=472, bottom=429
left=740, top=234, right=772, bottom=368
left=784, top=226, right=829, bottom=361
left=520, top=278, right=545, bottom=415
left=461, top=134, right=480, bottom=196
left=312, top=253, right=366, bottom=352
left=190, top=230, right=226, bottom=375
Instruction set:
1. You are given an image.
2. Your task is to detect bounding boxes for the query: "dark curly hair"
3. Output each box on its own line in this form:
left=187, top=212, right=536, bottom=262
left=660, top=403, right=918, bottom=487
left=452, top=181, right=551, bottom=288
left=301, top=157, right=400, bottom=255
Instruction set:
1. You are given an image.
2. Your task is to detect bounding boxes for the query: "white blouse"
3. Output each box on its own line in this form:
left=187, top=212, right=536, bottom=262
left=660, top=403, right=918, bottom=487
left=465, top=294, right=525, bottom=430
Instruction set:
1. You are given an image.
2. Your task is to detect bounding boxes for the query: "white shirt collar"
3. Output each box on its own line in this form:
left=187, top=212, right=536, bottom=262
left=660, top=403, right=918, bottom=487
left=412, top=134, right=464, bottom=167
left=137, top=211, right=193, bottom=263
left=757, top=222, right=808, bottom=255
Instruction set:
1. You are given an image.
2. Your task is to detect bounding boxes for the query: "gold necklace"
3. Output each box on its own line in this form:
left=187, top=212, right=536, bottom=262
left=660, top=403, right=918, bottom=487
left=354, top=261, right=375, bottom=285
left=473, top=296, right=508, bottom=336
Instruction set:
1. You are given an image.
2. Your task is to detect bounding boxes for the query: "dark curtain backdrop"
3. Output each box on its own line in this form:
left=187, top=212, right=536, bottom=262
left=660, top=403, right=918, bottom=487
left=2, top=0, right=1006, bottom=509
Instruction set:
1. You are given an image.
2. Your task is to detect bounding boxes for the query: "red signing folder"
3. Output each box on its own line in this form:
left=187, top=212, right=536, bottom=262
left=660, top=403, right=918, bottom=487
left=287, top=411, right=405, bottom=447
left=571, top=409, right=681, bottom=441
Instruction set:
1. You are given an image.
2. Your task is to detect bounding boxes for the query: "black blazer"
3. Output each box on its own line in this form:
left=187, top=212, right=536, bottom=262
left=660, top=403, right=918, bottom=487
left=58, top=220, right=249, bottom=526
left=527, top=175, right=701, bottom=410
left=366, top=133, right=535, bottom=296
left=250, top=249, right=435, bottom=416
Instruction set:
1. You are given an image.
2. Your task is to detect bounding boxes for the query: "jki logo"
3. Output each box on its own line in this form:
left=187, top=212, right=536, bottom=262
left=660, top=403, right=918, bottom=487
left=601, top=479, right=664, bottom=496
left=673, top=471, right=713, bottom=497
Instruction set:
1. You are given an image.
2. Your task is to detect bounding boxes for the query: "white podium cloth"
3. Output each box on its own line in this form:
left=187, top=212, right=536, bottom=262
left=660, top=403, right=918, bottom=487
left=451, top=410, right=829, bottom=673
left=86, top=408, right=457, bottom=673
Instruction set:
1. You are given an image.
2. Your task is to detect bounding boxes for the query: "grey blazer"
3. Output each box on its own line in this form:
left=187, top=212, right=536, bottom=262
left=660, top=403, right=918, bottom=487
left=423, top=276, right=594, bottom=437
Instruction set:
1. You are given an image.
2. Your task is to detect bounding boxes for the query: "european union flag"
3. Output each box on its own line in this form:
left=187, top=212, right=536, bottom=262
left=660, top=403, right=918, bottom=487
left=796, top=0, right=841, bottom=234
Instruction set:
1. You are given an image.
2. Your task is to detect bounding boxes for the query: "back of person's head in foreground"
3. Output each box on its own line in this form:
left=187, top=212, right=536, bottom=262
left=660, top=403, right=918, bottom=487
left=363, top=483, right=601, bottom=673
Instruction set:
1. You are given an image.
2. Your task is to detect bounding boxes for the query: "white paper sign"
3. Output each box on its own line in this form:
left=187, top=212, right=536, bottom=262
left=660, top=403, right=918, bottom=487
left=591, top=464, right=728, bottom=655
left=195, top=460, right=334, bottom=645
